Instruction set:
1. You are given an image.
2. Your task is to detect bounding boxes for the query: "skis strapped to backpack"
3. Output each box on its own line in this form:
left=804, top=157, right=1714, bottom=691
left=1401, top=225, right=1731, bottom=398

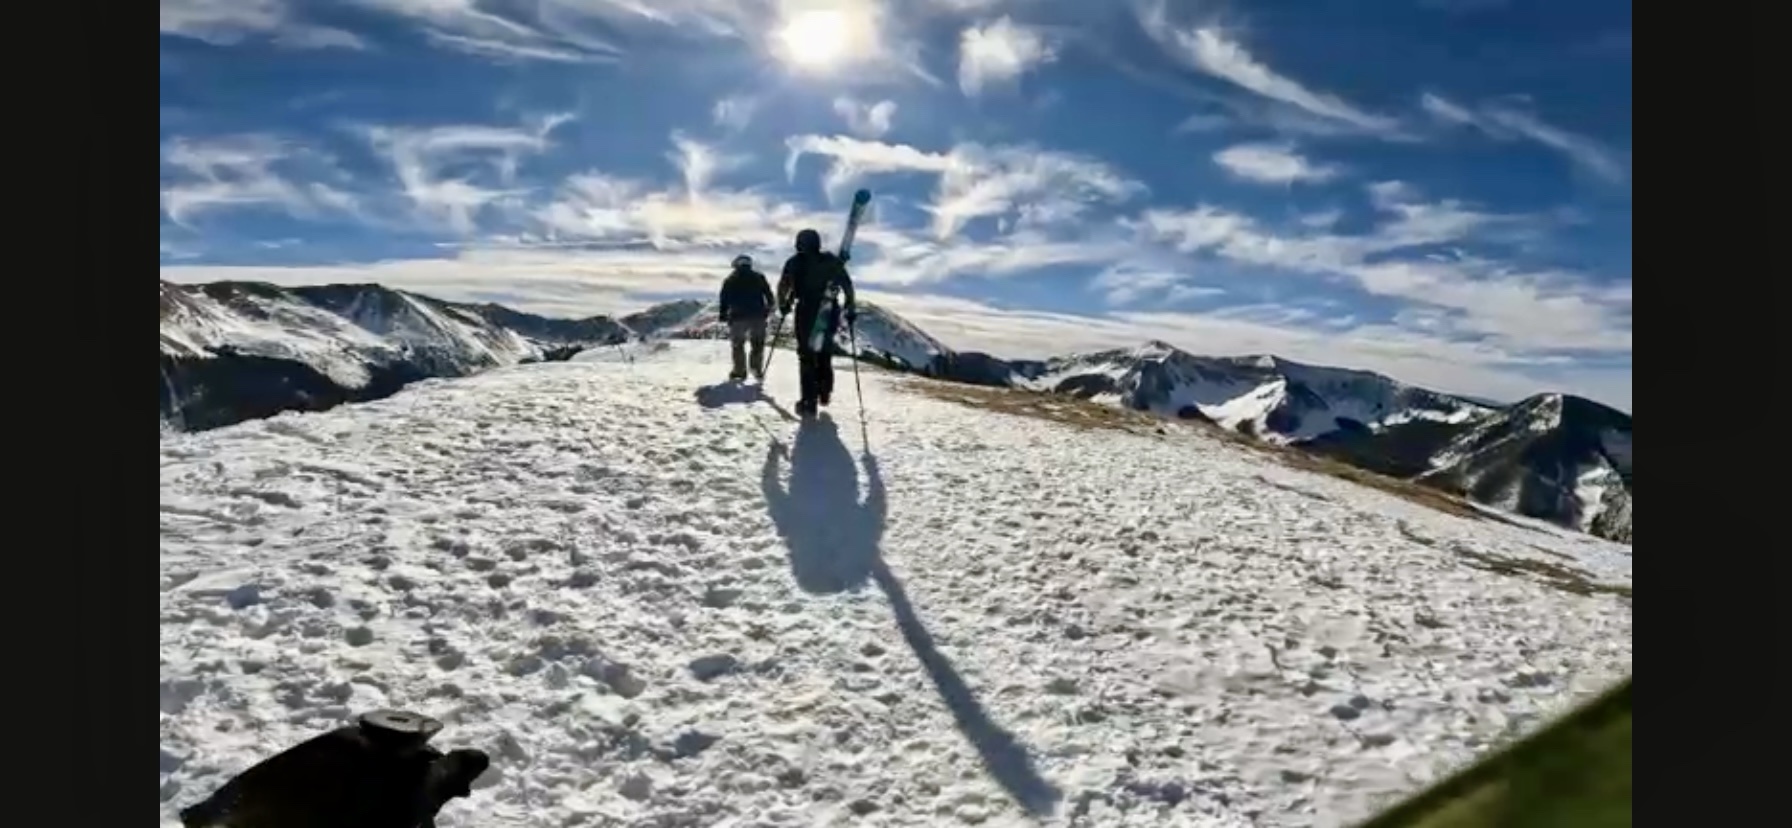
left=806, top=188, right=872, bottom=354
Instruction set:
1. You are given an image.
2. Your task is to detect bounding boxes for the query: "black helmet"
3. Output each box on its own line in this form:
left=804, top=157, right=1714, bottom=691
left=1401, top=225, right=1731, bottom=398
left=795, top=228, right=821, bottom=253
left=731, top=254, right=752, bottom=269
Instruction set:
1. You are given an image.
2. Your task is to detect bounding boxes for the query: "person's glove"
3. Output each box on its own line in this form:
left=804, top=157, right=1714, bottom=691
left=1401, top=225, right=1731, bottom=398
left=844, top=307, right=858, bottom=324
left=177, top=710, right=490, bottom=828
left=778, top=302, right=792, bottom=317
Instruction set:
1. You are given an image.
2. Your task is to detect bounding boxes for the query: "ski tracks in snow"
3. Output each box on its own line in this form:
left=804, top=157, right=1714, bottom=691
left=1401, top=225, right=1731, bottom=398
left=159, top=343, right=1631, bottom=827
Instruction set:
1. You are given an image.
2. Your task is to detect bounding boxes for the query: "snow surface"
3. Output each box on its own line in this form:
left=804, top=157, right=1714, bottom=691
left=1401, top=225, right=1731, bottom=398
left=160, top=342, right=1632, bottom=827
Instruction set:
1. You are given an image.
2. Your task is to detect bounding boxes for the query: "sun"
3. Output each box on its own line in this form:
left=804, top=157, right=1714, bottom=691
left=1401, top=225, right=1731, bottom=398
left=775, top=9, right=851, bottom=70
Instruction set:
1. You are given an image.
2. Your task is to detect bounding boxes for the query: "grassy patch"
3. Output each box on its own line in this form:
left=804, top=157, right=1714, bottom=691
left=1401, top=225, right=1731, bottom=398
left=896, top=376, right=1172, bottom=436
left=896, top=376, right=1501, bottom=526
left=1357, top=677, right=1631, bottom=828
left=1452, top=545, right=1633, bottom=601
left=1394, top=523, right=1631, bottom=601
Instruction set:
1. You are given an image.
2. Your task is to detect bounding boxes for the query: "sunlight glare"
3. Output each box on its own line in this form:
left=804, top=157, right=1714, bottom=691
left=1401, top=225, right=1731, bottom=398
left=778, top=10, right=850, bottom=69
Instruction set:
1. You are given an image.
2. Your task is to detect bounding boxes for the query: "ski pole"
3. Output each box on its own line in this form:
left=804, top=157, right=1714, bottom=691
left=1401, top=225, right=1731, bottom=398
left=762, top=312, right=787, bottom=382
left=849, top=318, right=865, bottom=411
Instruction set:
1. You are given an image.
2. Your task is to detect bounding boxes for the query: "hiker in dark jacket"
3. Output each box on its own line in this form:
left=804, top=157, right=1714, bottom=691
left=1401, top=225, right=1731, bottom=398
left=777, top=228, right=857, bottom=415
left=719, top=254, right=776, bottom=381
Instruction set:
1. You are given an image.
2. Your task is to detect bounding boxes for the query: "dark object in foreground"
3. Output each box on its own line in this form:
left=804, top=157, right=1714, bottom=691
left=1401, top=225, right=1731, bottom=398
left=1358, top=677, right=1630, bottom=828
left=178, top=710, right=491, bottom=828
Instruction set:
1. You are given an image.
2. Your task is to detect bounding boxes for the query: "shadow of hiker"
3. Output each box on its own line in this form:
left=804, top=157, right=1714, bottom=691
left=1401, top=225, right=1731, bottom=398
left=760, top=417, right=1062, bottom=817
left=762, top=415, right=883, bottom=594
left=694, top=381, right=762, bottom=409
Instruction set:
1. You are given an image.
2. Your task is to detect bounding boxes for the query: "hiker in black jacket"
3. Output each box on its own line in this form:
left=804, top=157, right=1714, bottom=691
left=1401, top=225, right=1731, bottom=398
left=777, top=228, right=857, bottom=416
left=719, top=254, right=776, bottom=381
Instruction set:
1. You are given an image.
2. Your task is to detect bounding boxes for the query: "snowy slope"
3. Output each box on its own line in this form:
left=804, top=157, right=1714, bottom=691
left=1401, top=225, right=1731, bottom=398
left=1018, top=343, right=1488, bottom=442
left=620, top=299, right=710, bottom=339
left=160, top=281, right=629, bottom=431
left=160, top=342, right=1631, bottom=828
left=1417, top=394, right=1633, bottom=541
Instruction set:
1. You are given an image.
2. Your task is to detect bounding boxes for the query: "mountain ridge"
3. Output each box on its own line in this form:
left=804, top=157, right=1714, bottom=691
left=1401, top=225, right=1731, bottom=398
left=157, top=279, right=1631, bottom=543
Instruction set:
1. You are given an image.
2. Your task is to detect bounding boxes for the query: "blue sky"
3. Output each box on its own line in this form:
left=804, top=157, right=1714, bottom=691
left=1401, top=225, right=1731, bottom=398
left=160, top=0, right=1632, bottom=410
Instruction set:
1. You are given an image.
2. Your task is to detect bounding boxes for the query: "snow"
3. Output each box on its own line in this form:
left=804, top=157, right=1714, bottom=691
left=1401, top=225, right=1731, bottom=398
left=1016, top=346, right=1489, bottom=446
left=159, top=283, right=547, bottom=392
left=160, top=341, right=1632, bottom=827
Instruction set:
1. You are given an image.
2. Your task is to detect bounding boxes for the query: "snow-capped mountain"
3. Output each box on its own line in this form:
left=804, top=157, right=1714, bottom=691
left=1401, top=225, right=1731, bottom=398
left=619, top=299, right=710, bottom=339
left=160, top=281, right=628, bottom=431
left=1012, top=341, right=1490, bottom=442
left=1300, top=393, right=1633, bottom=544
left=160, top=339, right=1631, bottom=828
left=1421, top=394, right=1632, bottom=541
left=157, top=280, right=1632, bottom=543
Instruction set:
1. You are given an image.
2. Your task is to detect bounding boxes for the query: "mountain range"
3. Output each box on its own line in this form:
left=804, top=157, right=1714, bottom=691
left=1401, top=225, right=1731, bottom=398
left=158, top=280, right=1632, bottom=544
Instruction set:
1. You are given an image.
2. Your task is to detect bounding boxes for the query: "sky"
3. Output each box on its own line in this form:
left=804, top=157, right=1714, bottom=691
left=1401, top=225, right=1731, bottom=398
left=159, top=0, right=1632, bottom=411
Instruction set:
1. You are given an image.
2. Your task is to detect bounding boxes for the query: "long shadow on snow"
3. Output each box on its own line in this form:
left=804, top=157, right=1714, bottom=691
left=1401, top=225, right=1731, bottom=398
left=761, top=416, right=1061, bottom=817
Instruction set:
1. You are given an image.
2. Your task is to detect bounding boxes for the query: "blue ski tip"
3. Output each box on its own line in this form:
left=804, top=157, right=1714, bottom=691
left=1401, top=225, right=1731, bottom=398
left=853, top=189, right=872, bottom=204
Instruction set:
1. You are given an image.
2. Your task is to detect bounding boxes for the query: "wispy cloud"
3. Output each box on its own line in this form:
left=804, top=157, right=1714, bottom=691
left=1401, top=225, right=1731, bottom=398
left=855, top=227, right=1134, bottom=285
left=712, top=94, right=761, bottom=133
left=785, top=134, right=1145, bottom=237
left=364, top=114, right=574, bottom=233
left=161, top=0, right=367, bottom=50
left=1140, top=4, right=1402, bottom=136
left=957, top=16, right=1057, bottom=97
left=1212, top=142, right=1341, bottom=184
left=833, top=97, right=899, bottom=138
left=785, top=134, right=957, bottom=201
left=1133, top=183, right=1630, bottom=354
left=1089, top=262, right=1223, bottom=306
left=1421, top=93, right=1628, bottom=183
left=343, top=0, right=628, bottom=63
left=161, top=134, right=361, bottom=225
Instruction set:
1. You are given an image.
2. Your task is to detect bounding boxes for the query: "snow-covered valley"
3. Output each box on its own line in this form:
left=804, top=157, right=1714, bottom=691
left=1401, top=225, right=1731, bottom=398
left=160, top=341, right=1632, bottom=827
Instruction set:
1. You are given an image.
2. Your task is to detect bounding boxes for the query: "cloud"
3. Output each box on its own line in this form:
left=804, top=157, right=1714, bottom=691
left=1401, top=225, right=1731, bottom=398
left=833, top=97, right=899, bottom=138
left=785, top=134, right=958, bottom=201
left=525, top=133, right=836, bottom=254
left=342, top=0, right=630, bottom=63
left=160, top=134, right=361, bottom=225
left=1421, top=93, right=1628, bottom=183
left=785, top=134, right=1145, bottom=238
left=854, top=227, right=1134, bottom=285
left=1132, top=185, right=1631, bottom=355
left=364, top=114, right=573, bottom=234
left=713, top=95, right=761, bottom=132
left=1140, top=5, right=1401, bottom=136
left=1212, top=142, right=1341, bottom=184
left=957, top=16, right=1056, bottom=97
left=161, top=0, right=367, bottom=50
left=1089, top=263, right=1223, bottom=306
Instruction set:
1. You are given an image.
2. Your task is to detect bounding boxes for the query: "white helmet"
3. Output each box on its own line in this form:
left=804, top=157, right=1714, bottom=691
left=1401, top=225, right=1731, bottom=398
left=731, top=254, right=752, bottom=269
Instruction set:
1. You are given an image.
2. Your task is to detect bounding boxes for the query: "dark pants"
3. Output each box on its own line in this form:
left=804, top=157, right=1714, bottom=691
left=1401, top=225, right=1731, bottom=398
left=794, top=305, right=838, bottom=404
left=728, top=317, right=768, bottom=377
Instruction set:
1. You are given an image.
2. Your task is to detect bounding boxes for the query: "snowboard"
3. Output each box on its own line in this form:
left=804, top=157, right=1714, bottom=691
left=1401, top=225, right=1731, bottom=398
left=807, top=188, right=872, bottom=354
